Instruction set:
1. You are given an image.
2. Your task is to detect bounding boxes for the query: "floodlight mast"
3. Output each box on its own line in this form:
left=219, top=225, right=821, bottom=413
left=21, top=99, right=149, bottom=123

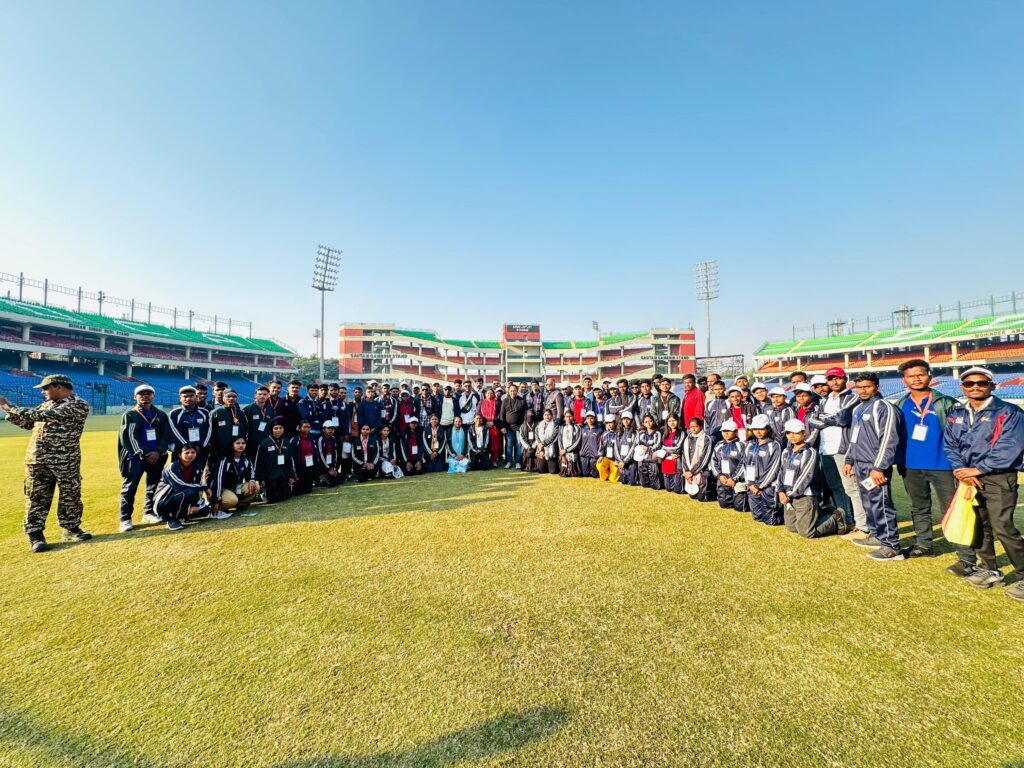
left=694, top=260, right=719, bottom=357
left=312, top=244, right=342, bottom=382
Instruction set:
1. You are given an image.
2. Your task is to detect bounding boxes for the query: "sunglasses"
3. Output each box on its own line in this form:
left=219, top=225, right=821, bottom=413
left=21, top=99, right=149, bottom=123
left=962, top=380, right=992, bottom=388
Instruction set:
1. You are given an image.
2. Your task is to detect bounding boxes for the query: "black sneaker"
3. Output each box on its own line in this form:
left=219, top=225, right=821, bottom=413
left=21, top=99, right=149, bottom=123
left=907, top=544, right=935, bottom=558
left=867, top=545, right=906, bottom=562
left=28, top=532, right=47, bottom=553
left=61, top=527, right=93, bottom=542
left=946, top=561, right=978, bottom=578
left=852, top=535, right=882, bottom=549
left=166, top=519, right=184, bottom=532
left=831, top=508, right=849, bottom=535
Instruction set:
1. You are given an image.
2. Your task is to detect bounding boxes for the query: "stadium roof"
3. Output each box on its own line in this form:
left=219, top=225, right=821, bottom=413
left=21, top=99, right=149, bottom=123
left=0, top=297, right=294, bottom=355
left=755, top=312, right=1024, bottom=358
left=390, top=328, right=651, bottom=350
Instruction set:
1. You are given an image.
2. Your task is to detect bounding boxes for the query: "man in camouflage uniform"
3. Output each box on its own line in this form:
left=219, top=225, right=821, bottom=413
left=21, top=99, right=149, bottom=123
left=0, top=374, right=92, bottom=552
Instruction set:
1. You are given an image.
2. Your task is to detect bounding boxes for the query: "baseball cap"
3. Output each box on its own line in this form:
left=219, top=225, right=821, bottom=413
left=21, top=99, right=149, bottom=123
left=825, top=367, right=846, bottom=379
left=178, top=385, right=197, bottom=394
left=322, top=419, right=339, bottom=428
left=721, top=419, right=738, bottom=432
left=33, top=374, right=73, bottom=389
left=794, top=383, right=813, bottom=393
left=810, top=374, right=828, bottom=386
left=726, top=385, right=743, bottom=395
left=134, top=384, right=155, bottom=395
left=620, top=411, right=634, bottom=420
left=959, top=366, right=994, bottom=382
left=750, top=382, right=767, bottom=392
left=604, top=414, right=617, bottom=424
left=769, top=386, right=786, bottom=396
left=784, top=418, right=807, bottom=433
left=750, top=414, right=771, bottom=429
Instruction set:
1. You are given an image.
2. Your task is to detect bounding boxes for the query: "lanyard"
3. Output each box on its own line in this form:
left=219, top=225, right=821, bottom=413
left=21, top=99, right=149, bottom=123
left=228, top=406, right=239, bottom=425
left=136, top=407, right=158, bottom=428
left=912, top=393, right=933, bottom=425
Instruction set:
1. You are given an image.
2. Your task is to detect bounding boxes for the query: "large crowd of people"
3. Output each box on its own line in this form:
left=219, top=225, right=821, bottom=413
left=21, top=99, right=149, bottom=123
left=2, top=361, right=1022, bottom=603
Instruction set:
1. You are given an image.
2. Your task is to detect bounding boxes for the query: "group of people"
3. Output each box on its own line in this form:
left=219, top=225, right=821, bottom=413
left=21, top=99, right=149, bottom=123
left=2, top=363, right=1022, bottom=603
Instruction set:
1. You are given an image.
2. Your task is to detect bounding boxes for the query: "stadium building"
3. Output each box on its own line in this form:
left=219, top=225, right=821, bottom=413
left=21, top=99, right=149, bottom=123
left=0, top=274, right=296, bottom=411
left=338, top=323, right=697, bottom=384
left=753, top=293, right=1024, bottom=401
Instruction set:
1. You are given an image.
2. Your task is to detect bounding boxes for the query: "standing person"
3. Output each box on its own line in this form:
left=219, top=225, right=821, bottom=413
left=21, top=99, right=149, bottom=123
left=542, top=378, right=565, bottom=423
left=582, top=376, right=596, bottom=409
left=267, top=379, right=286, bottom=419
left=893, top=359, right=962, bottom=560
left=518, top=410, right=539, bottom=473
left=533, top=410, right=560, bottom=474
left=660, top=413, right=684, bottom=494
left=117, top=384, right=169, bottom=532
left=400, top=416, right=425, bottom=476
left=525, top=381, right=545, bottom=418
left=607, top=379, right=636, bottom=419
left=810, top=374, right=830, bottom=399
left=447, top=415, right=470, bottom=473
left=479, top=389, right=501, bottom=466
left=614, top=412, right=640, bottom=486
left=704, top=373, right=721, bottom=406
left=255, top=419, right=295, bottom=504
left=711, top=421, right=746, bottom=511
left=210, top=390, right=247, bottom=481
left=778, top=419, right=847, bottom=539
left=210, top=437, right=259, bottom=516
left=634, top=380, right=656, bottom=426
left=352, top=424, right=381, bottom=482
left=684, top=374, right=708, bottom=428
left=458, top=381, right=480, bottom=427
left=943, top=367, right=1024, bottom=600
left=153, top=445, right=209, bottom=530
left=438, top=385, right=458, bottom=436
left=281, top=380, right=304, bottom=437
left=743, top=415, right=783, bottom=525
left=651, top=377, right=681, bottom=430
left=0, top=374, right=91, bottom=552
left=468, top=414, right=492, bottom=471
left=579, top=411, right=604, bottom=478
left=194, top=383, right=212, bottom=411
left=168, top=385, right=212, bottom=465
left=416, top=385, right=438, bottom=427
left=422, top=415, right=448, bottom=473
left=591, top=387, right=608, bottom=421
left=397, top=391, right=416, bottom=437
left=765, top=387, right=795, bottom=445
left=289, top=420, right=319, bottom=494
left=498, top=382, right=527, bottom=469
left=356, top=386, right=382, bottom=435
left=726, top=386, right=758, bottom=443
left=212, top=381, right=229, bottom=410
left=831, top=372, right=904, bottom=561
left=680, top=417, right=714, bottom=501
left=299, top=382, right=327, bottom=437
left=750, top=383, right=772, bottom=415
left=558, top=411, right=582, bottom=477
left=703, top=381, right=731, bottom=440
left=243, top=385, right=274, bottom=461
left=636, top=414, right=663, bottom=489
left=378, top=383, right=400, bottom=435
left=569, top=385, right=589, bottom=426
left=809, top=367, right=867, bottom=535
left=316, top=419, right=343, bottom=487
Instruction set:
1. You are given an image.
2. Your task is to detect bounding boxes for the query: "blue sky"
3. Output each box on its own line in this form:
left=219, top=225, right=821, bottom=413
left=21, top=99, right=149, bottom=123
left=1, top=1, right=1021, bottom=359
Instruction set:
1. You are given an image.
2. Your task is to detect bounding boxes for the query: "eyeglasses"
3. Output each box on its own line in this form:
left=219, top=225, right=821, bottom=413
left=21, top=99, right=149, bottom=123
left=961, top=380, right=992, bottom=388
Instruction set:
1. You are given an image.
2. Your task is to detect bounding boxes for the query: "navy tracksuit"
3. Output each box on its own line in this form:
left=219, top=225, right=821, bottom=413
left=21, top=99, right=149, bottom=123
left=614, top=428, right=640, bottom=486
left=579, top=425, right=604, bottom=478
left=636, top=430, right=662, bottom=489
left=743, top=439, right=783, bottom=525
left=841, top=394, right=902, bottom=549
left=711, top=439, right=746, bottom=510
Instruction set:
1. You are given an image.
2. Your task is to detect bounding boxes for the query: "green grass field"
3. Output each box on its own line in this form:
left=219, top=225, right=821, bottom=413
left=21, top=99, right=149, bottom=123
left=2, top=421, right=1023, bottom=768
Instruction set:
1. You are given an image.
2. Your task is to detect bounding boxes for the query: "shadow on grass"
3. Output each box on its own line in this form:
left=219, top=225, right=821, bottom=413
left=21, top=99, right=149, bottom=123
left=58, top=470, right=543, bottom=550
left=0, top=702, right=569, bottom=768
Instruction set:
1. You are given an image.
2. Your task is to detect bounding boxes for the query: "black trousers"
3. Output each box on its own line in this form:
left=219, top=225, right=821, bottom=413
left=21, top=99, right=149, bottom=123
left=580, top=456, right=599, bottom=478
left=119, top=455, right=167, bottom=521
left=638, top=463, right=661, bottom=489
left=264, top=477, right=291, bottom=504
left=470, top=454, right=491, bottom=471
left=155, top=488, right=203, bottom=522
left=975, top=472, right=1024, bottom=573
left=663, top=474, right=683, bottom=494
left=901, top=468, right=967, bottom=557
left=355, top=466, right=378, bottom=482
left=293, top=469, right=316, bottom=494
left=716, top=482, right=747, bottom=512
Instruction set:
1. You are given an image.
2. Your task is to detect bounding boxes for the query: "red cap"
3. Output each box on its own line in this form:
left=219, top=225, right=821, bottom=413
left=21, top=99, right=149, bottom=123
left=825, top=367, right=846, bottom=379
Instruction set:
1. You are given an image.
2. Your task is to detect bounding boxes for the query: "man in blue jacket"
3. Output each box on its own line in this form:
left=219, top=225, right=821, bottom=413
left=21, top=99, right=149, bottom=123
left=828, top=372, right=904, bottom=561
left=943, top=366, right=1024, bottom=602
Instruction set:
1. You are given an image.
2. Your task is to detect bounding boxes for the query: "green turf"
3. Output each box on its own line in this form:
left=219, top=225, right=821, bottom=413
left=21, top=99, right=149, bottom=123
left=1, top=428, right=1023, bottom=768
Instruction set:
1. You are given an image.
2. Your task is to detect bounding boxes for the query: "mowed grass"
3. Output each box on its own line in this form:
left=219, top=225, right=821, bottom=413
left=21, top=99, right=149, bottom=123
left=1, top=425, right=1023, bottom=768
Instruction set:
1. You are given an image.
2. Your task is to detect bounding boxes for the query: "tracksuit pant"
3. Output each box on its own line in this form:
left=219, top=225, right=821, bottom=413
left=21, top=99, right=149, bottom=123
left=783, top=496, right=840, bottom=538
left=119, top=455, right=168, bottom=522
left=264, top=477, right=291, bottom=504
left=638, top=462, right=661, bottom=489
left=975, top=471, right=1024, bottom=575
left=580, top=455, right=599, bottom=478
left=749, top=488, right=782, bottom=525
left=155, top=487, right=203, bottom=522
left=853, top=463, right=899, bottom=549
left=618, top=463, right=638, bottom=486
left=470, top=454, right=491, bottom=471
left=716, top=482, right=747, bottom=511
left=663, top=473, right=683, bottom=494
left=901, top=468, right=974, bottom=561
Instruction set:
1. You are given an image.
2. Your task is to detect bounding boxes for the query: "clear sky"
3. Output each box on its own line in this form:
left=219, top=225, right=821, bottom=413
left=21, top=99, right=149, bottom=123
left=2, top=1, right=1021, bottom=359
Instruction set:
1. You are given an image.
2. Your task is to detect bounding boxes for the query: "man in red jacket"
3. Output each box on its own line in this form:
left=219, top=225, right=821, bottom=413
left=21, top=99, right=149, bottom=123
left=682, top=374, right=706, bottom=427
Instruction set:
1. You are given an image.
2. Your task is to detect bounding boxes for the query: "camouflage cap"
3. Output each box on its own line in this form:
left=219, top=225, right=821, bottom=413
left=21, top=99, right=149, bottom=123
left=34, top=374, right=73, bottom=389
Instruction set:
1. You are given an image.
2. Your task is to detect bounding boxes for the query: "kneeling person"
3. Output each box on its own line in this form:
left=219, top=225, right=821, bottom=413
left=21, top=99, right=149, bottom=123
left=210, top=437, right=259, bottom=517
left=153, top=444, right=209, bottom=530
left=255, top=419, right=295, bottom=503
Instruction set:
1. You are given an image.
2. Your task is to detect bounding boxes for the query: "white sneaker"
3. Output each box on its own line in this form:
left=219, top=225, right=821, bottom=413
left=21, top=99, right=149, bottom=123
left=504, top=462, right=512, bottom=469
left=211, top=511, right=233, bottom=520
left=515, top=463, right=521, bottom=469
left=119, top=520, right=134, bottom=533
left=140, top=513, right=161, bottom=525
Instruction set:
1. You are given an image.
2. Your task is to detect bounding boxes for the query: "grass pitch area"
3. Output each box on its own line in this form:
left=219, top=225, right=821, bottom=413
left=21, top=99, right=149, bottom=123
left=1, top=423, right=1023, bottom=768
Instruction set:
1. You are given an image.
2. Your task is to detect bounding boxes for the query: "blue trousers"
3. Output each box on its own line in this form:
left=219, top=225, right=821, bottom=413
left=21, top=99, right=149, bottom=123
left=749, top=488, right=783, bottom=525
left=504, top=431, right=521, bottom=465
left=854, top=463, right=900, bottom=549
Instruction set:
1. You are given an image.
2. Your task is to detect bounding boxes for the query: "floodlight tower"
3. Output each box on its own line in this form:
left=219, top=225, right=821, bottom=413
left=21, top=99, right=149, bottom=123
left=694, top=260, right=719, bottom=357
left=312, top=244, right=342, bottom=382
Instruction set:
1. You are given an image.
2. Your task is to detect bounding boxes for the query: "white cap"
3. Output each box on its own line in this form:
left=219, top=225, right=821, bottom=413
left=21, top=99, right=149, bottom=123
left=750, top=382, right=766, bottom=392
left=726, top=385, right=743, bottom=395
left=784, top=418, right=807, bottom=433
left=134, top=384, right=155, bottom=395
left=959, top=366, right=994, bottom=382
left=604, top=414, right=617, bottom=424
left=368, top=379, right=378, bottom=385
left=322, top=419, right=339, bottom=428
left=769, top=386, right=787, bottom=396
left=750, top=414, right=771, bottom=429
left=602, top=378, right=611, bottom=384
left=584, top=410, right=596, bottom=418
left=810, top=374, right=828, bottom=386
left=721, top=419, right=738, bottom=432
left=620, top=411, right=634, bottom=420
left=794, top=382, right=813, bottom=393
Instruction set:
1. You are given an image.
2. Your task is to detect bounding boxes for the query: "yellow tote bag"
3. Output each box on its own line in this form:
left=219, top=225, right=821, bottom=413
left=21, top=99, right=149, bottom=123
left=941, top=483, right=978, bottom=547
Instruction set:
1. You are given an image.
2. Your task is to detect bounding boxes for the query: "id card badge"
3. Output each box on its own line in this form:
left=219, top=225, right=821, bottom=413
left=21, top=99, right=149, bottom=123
left=235, top=483, right=243, bottom=494
left=783, top=469, right=795, bottom=486
left=744, top=466, right=757, bottom=483
left=232, top=425, right=239, bottom=437
left=188, top=427, right=201, bottom=442
left=861, top=477, right=877, bottom=490
left=662, top=409, right=668, bottom=419
left=145, top=428, right=157, bottom=442
left=277, top=455, right=285, bottom=466
left=411, top=445, right=419, bottom=456
left=528, top=432, right=535, bottom=441
left=257, top=421, right=267, bottom=432
left=720, top=459, right=731, bottom=474
left=605, top=447, right=615, bottom=458
left=304, top=455, right=314, bottom=467
left=325, top=453, right=333, bottom=465
left=911, top=424, right=928, bottom=442
left=849, top=425, right=860, bottom=444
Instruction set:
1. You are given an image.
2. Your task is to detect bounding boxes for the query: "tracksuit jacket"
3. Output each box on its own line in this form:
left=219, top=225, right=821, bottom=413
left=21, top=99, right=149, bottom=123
left=210, top=455, right=255, bottom=503
left=422, top=426, right=449, bottom=460
left=607, top=393, right=637, bottom=418
left=841, top=394, right=901, bottom=473
left=152, top=459, right=207, bottom=512
left=777, top=445, right=818, bottom=499
left=242, top=402, right=275, bottom=449
left=742, top=439, right=783, bottom=489
left=681, top=432, right=713, bottom=475
left=356, top=398, right=382, bottom=432
left=167, top=405, right=212, bottom=454
left=807, top=390, right=859, bottom=455
left=766, top=405, right=796, bottom=445
left=210, top=405, right=248, bottom=457
left=298, top=396, right=328, bottom=435
left=651, top=392, right=681, bottom=427
left=704, top=397, right=732, bottom=439
left=614, top=428, right=640, bottom=464
left=711, top=439, right=745, bottom=482
left=579, top=425, right=604, bottom=458
left=315, top=433, right=339, bottom=473
left=943, top=396, right=1024, bottom=473
left=118, top=406, right=169, bottom=475
left=254, top=436, right=296, bottom=484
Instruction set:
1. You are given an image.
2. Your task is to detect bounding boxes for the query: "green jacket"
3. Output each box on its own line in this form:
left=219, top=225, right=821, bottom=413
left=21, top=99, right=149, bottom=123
left=894, top=389, right=960, bottom=469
